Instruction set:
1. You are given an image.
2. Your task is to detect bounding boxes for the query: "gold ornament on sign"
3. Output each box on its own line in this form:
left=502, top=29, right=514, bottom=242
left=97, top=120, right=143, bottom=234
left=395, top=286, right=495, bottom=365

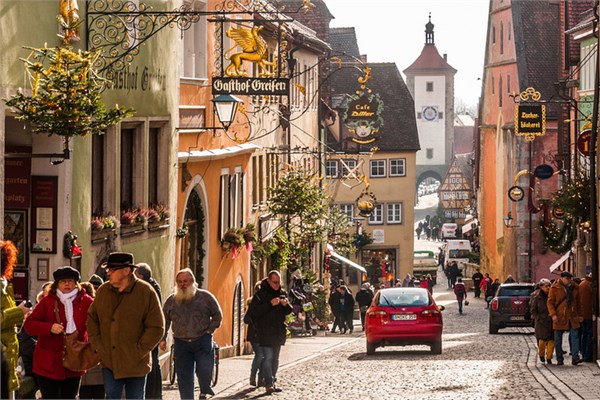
left=224, top=26, right=275, bottom=77
left=519, top=87, right=541, bottom=102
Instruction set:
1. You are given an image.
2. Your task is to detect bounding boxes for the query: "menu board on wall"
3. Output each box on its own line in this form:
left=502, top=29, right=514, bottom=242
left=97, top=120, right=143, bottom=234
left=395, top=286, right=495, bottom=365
left=31, top=176, right=58, bottom=254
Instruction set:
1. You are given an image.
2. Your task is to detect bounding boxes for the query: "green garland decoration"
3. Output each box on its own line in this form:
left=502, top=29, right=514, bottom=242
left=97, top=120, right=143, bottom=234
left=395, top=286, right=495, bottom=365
left=540, top=218, right=576, bottom=254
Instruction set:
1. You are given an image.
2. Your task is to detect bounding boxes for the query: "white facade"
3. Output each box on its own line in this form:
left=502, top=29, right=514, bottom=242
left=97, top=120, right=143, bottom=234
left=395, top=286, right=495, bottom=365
left=414, top=75, right=447, bottom=166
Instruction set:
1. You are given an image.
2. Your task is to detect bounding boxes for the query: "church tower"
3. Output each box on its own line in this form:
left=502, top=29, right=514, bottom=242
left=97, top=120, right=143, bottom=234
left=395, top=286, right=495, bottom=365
left=404, top=14, right=456, bottom=184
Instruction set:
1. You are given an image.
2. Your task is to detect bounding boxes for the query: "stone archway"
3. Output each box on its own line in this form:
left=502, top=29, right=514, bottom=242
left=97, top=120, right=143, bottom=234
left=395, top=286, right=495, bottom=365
left=416, top=170, right=444, bottom=190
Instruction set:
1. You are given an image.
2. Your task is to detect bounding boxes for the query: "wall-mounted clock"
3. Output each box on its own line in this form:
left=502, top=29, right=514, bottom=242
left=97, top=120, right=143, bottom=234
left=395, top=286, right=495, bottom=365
left=422, top=106, right=438, bottom=121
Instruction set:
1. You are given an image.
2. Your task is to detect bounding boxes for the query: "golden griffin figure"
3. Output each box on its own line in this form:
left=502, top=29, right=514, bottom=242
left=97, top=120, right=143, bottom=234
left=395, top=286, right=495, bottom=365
left=224, top=26, right=275, bottom=77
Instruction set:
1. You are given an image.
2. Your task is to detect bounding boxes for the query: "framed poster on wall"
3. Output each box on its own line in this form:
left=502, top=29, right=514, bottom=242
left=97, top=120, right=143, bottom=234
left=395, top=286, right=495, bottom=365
left=31, top=176, right=58, bottom=254
left=3, top=210, right=27, bottom=267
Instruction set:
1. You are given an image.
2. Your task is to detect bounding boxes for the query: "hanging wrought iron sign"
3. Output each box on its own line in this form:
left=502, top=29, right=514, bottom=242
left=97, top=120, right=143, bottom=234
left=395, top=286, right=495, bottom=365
left=212, top=77, right=289, bottom=96
left=577, top=129, right=592, bottom=157
left=514, top=87, right=546, bottom=141
left=508, top=185, right=525, bottom=202
left=342, top=67, right=384, bottom=145
left=533, top=164, right=554, bottom=180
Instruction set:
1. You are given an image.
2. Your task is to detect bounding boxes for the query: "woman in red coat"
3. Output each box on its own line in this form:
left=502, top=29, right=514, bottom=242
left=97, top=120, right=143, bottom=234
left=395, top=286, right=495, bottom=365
left=23, top=266, right=94, bottom=399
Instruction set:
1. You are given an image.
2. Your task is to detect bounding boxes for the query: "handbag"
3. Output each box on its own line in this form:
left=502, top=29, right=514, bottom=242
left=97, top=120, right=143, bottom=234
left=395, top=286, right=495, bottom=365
left=464, top=300, right=469, bottom=306
left=54, top=300, right=100, bottom=371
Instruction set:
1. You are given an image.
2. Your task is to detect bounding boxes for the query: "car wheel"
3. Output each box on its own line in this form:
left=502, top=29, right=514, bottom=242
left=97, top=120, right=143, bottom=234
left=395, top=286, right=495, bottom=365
left=430, top=340, right=442, bottom=354
left=366, top=342, right=377, bottom=355
left=489, top=321, right=499, bottom=334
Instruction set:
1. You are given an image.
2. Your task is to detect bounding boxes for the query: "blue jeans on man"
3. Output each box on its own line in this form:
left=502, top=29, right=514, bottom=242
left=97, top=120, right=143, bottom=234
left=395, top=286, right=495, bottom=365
left=555, top=328, right=580, bottom=363
left=260, top=344, right=282, bottom=388
left=102, top=368, right=146, bottom=399
left=174, top=334, right=215, bottom=399
left=250, top=341, right=264, bottom=383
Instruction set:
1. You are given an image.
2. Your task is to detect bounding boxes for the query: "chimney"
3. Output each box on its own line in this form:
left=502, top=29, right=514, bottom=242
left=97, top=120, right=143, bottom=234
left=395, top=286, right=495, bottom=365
left=360, top=54, right=367, bottom=63
left=443, top=53, right=447, bottom=61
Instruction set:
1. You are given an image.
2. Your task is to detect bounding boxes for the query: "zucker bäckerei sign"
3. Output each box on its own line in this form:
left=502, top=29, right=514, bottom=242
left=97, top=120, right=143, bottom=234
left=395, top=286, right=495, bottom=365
left=514, top=104, right=546, bottom=141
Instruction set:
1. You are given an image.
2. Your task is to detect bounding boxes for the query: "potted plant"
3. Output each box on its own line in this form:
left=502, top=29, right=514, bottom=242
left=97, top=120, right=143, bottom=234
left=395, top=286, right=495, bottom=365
left=176, top=224, right=189, bottom=238
left=147, top=204, right=171, bottom=231
left=242, top=223, right=257, bottom=252
left=120, top=208, right=146, bottom=236
left=221, top=228, right=245, bottom=258
left=91, top=213, right=119, bottom=243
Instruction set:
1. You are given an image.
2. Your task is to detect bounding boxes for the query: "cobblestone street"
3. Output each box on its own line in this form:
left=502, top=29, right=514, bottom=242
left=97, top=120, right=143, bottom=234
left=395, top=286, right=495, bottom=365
left=166, top=278, right=600, bottom=400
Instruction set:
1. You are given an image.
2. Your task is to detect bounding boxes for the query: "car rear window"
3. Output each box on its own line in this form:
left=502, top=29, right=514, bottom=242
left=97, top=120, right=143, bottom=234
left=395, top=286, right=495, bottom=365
left=498, top=286, right=534, bottom=296
left=378, top=291, right=430, bottom=307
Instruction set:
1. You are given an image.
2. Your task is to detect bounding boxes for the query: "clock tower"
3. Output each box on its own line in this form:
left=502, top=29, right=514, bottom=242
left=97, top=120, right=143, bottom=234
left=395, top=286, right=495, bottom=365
left=403, top=14, right=456, bottom=185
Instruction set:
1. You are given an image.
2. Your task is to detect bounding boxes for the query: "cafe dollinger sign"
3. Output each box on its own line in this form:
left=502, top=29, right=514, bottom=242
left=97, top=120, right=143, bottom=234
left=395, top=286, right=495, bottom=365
left=342, top=93, right=384, bottom=144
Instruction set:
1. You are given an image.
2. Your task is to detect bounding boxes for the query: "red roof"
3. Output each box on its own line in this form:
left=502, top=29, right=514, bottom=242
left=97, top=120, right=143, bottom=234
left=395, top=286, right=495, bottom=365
left=403, top=44, right=457, bottom=74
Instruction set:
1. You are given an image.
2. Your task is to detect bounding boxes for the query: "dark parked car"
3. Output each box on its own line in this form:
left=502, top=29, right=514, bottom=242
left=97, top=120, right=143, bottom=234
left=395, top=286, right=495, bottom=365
left=488, top=283, right=536, bottom=334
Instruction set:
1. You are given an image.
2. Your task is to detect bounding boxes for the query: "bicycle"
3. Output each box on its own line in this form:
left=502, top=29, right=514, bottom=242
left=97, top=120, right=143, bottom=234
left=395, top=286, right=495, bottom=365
left=168, top=342, right=220, bottom=387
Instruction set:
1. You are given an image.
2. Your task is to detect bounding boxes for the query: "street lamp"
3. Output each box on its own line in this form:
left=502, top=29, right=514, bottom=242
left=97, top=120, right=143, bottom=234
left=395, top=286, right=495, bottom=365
left=503, top=212, right=515, bottom=228
left=211, top=94, right=242, bottom=132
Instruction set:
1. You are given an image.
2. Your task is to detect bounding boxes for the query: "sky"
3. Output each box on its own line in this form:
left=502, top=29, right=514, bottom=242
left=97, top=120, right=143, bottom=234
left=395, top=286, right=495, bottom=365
left=324, top=0, right=490, bottom=108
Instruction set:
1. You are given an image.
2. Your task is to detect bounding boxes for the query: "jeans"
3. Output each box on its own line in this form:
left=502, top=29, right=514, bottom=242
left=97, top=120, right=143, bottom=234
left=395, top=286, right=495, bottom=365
left=260, top=345, right=281, bottom=387
left=554, top=329, right=580, bottom=362
left=581, top=319, right=593, bottom=361
left=174, top=335, right=215, bottom=399
left=250, top=341, right=264, bottom=380
left=457, top=300, right=464, bottom=314
left=102, top=369, right=146, bottom=399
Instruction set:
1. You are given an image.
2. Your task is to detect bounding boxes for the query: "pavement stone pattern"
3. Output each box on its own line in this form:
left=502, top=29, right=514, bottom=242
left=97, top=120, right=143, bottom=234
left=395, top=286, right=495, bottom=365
left=162, top=270, right=600, bottom=400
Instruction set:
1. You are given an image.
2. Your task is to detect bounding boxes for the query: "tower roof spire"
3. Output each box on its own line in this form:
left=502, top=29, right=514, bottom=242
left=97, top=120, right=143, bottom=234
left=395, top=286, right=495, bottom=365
left=425, top=13, right=434, bottom=45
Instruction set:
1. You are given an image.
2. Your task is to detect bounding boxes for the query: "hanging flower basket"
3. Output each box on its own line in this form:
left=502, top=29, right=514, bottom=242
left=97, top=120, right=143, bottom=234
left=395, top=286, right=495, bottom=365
left=221, top=228, right=246, bottom=258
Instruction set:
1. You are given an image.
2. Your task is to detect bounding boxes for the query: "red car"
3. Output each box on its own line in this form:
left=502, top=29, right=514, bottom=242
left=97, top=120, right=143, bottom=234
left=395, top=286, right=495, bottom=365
left=365, top=287, right=445, bottom=355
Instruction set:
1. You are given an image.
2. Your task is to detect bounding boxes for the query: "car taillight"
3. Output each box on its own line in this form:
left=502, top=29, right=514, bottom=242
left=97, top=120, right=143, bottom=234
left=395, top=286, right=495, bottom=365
left=491, top=299, right=499, bottom=311
left=421, top=309, right=440, bottom=317
left=367, top=310, right=388, bottom=320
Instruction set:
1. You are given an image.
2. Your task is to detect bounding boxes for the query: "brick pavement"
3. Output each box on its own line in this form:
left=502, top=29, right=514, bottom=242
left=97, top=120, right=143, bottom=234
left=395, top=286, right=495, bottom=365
left=161, top=276, right=600, bottom=399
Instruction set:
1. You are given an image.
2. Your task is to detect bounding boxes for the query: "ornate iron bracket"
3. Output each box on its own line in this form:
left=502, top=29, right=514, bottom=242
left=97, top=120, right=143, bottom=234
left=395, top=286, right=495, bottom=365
left=86, top=0, right=296, bottom=78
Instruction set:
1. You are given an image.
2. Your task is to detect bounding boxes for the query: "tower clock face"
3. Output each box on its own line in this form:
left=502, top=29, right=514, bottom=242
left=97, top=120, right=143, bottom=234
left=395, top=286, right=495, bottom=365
left=422, top=106, right=438, bottom=121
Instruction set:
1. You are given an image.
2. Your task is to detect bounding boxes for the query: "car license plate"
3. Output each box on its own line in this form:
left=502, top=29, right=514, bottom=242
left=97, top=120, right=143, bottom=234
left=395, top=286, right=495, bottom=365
left=510, top=316, right=525, bottom=321
left=392, top=314, right=416, bottom=321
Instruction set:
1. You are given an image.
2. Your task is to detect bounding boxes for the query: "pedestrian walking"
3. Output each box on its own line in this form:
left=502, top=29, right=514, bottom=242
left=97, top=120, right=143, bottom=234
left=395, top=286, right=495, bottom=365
left=453, top=278, right=467, bottom=314
left=447, top=262, right=459, bottom=288
left=577, top=273, right=593, bottom=362
left=87, top=252, right=165, bottom=399
left=415, top=225, right=422, bottom=240
left=547, top=271, right=583, bottom=366
left=160, top=268, right=222, bottom=400
left=338, top=285, right=355, bottom=334
left=0, top=240, right=31, bottom=397
left=402, top=274, right=414, bottom=287
left=79, top=279, right=104, bottom=400
left=355, top=283, right=374, bottom=330
left=419, top=274, right=433, bottom=294
left=328, top=284, right=342, bottom=333
left=504, top=274, right=516, bottom=283
left=251, top=271, right=293, bottom=394
left=530, top=278, right=554, bottom=364
left=135, top=263, right=163, bottom=400
left=244, top=281, right=264, bottom=387
left=472, top=269, right=483, bottom=298
left=24, top=266, right=94, bottom=399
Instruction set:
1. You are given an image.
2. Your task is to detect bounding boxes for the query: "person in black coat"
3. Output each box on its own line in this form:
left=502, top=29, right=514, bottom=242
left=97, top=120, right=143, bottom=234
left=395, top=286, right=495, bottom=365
left=251, top=271, right=293, bottom=394
left=530, top=279, right=554, bottom=364
left=135, top=263, right=163, bottom=400
left=472, top=269, right=484, bottom=298
left=328, top=285, right=342, bottom=333
left=338, top=286, right=355, bottom=334
left=355, top=283, right=374, bottom=330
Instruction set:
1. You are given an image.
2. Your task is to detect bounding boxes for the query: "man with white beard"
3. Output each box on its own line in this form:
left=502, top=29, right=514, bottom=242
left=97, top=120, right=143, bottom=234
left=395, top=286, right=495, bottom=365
left=159, top=269, right=222, bottom=400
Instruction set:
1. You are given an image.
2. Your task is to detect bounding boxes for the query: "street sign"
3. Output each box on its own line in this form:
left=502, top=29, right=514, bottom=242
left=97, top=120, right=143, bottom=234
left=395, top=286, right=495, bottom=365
left=508, top=186, right=525, bottom=202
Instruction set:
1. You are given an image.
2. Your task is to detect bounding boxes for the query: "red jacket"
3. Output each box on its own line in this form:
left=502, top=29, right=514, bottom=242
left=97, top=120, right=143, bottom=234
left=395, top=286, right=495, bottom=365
left=23, top=290, right=94, bottom=379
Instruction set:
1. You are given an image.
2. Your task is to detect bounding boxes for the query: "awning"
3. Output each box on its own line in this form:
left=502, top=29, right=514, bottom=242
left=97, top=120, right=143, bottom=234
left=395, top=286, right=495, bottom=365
left=462, top=218, right=479, bottom=234
left=326, top=244, right=367, bottom=273
left=549, top=251, right=573, bottom=274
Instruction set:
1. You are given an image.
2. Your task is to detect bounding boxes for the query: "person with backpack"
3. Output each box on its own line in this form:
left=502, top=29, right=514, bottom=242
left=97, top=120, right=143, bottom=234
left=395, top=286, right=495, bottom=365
left=453, top=278, right=468, bottom=314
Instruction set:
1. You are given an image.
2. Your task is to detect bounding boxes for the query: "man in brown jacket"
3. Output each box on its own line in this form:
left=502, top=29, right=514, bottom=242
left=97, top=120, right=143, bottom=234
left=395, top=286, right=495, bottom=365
left=547, top=271, right=583, bottom=366
left=578, top=273, right=593, bottom=362
left=87, top=252, right=165, bottom=399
